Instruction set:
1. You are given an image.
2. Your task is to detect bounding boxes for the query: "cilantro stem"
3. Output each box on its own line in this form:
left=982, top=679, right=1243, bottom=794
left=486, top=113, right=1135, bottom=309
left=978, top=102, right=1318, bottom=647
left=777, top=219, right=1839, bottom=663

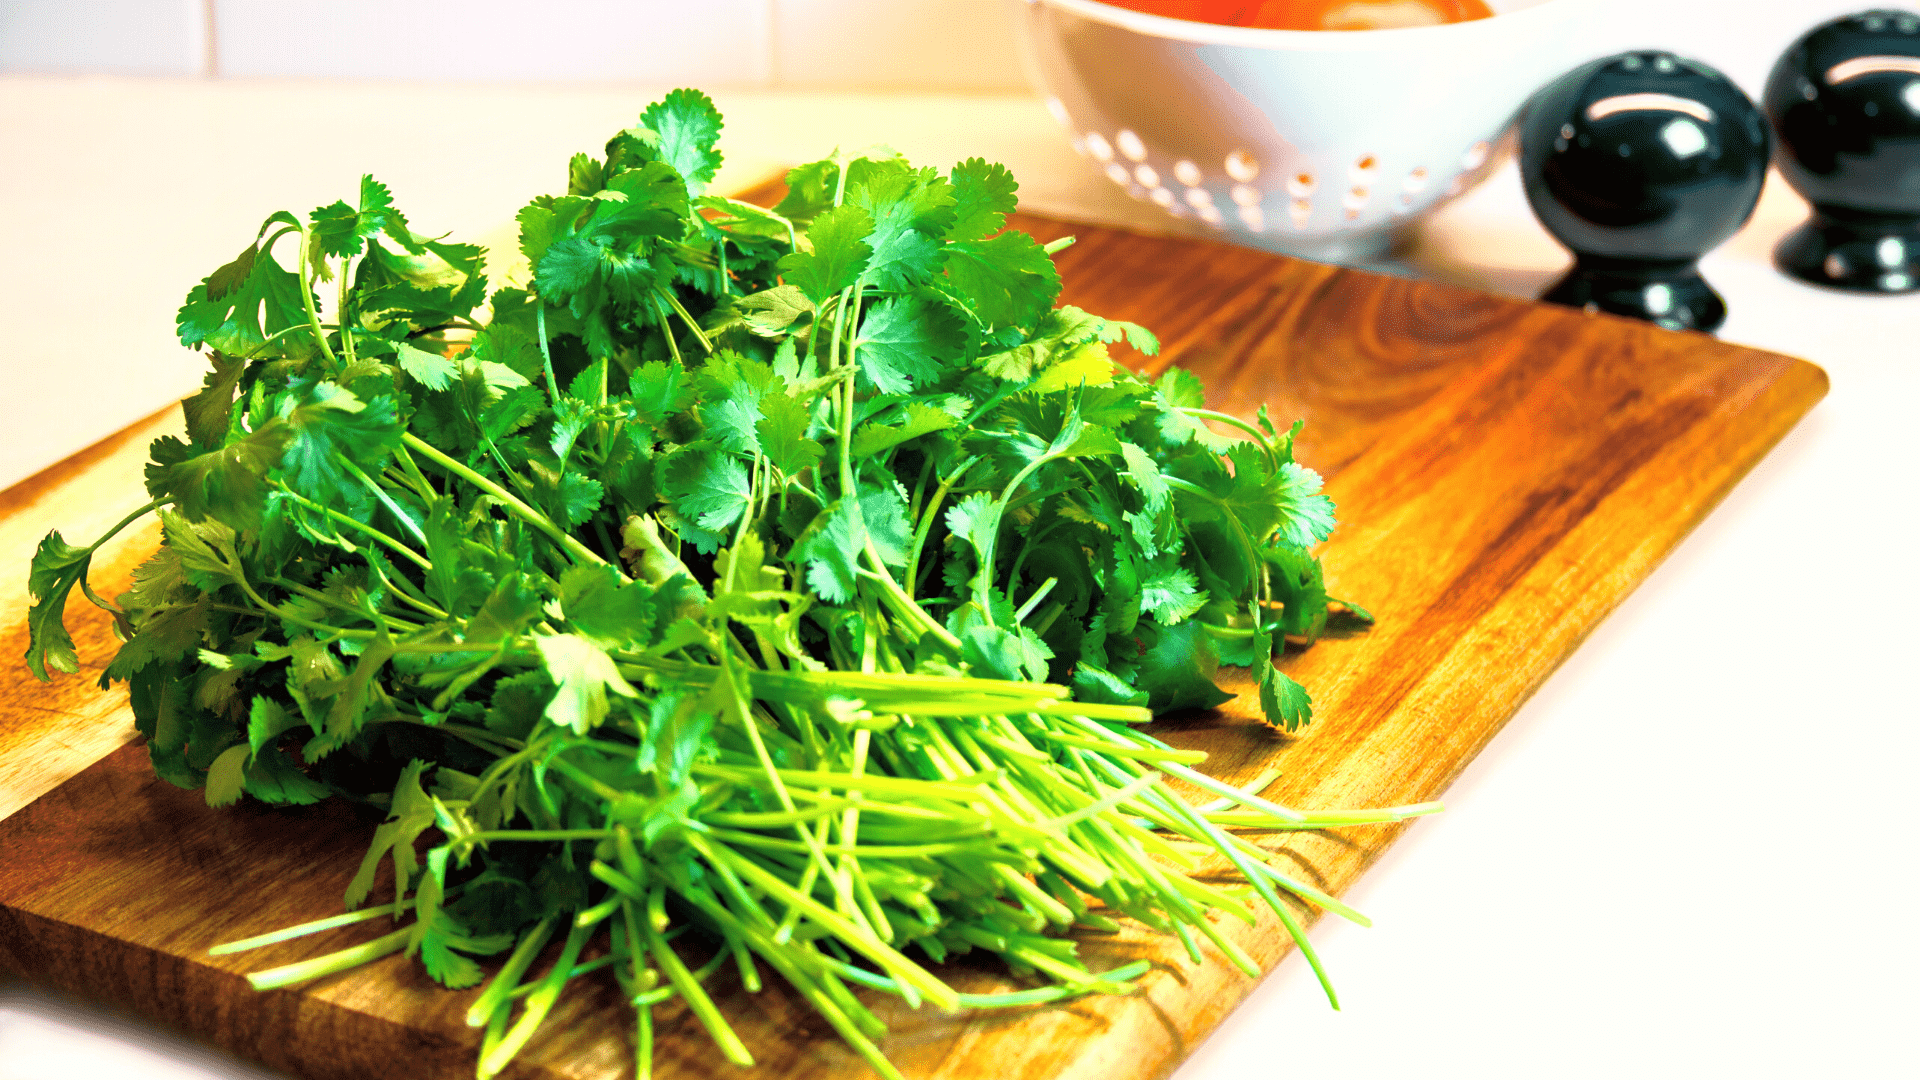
left=832, top=286, right=857, bottom=497
left=459, top=828, right=609, bottom=845
left=401, top=433, right=615, bottom=574
left=642, top=892, right=755, bottom=1067
left=905, top=455, right=974, bottom=600
left=1014, top=576, right=1058, bottom=623
left=271, top=483, right=432, bottom=572
left=210, top=891, right=438, bottom=955
left=293, top=223, right=338, bottom=367
left=1161, top=475, right=1263, bottom=577
left=336, top=255, right=357, bottom=367
left=465, top=915, right=558, bottom=1027
left=708, top=844, right=957, bottom=1011
left=478, top=919, right=596, bottom=1078
left=361, top=555, right=450, bottom=620
left=270, top=578, right=421, bottom=634
left=234, top=321, right=318, bottom=359
left=831, top=150, right=851, bottom=206
left=403, top=718, right=523, bottom=755
left=245, top=925, right=410, bottom=990
left=534, top=302, right=562, bottom=401
left=1146, top=760, right=1307, bottom=824
left=654, top=293, right=686, bottom=367
left=340, top=458, right=428, bottom=547
left=657, top=288, right=715, bottom=356
left=223, top=567, right=359, bottom=639
left=720, top=649, right=874, bottom=940
left=61, top=497, right=164, bottom=617
left=393, top=444, right=435, bottom=499
left=1181, top=407, right=1280, bottom=469
left=1043, top=236, right=1077, bottom=255
left=817, top=280, right=957, bottom=652
left=96, top=498, right=166, bottom=552
left=973, top=453, right=1056, bottom=628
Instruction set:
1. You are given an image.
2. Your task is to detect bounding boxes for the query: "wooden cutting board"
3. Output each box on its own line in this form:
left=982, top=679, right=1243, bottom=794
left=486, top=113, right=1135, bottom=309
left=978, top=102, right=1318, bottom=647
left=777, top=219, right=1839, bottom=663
left=0, top=209, right=1826, bottom=1080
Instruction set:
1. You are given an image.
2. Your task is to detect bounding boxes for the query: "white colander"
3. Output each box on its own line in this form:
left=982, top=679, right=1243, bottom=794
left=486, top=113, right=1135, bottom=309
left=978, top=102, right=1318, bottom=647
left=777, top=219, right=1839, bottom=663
left=1013, top=0, right=1603, bottom=263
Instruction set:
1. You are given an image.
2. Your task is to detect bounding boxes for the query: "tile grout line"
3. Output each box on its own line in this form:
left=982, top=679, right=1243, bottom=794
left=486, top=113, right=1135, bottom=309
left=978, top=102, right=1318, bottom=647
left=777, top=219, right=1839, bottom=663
left=764, top=0, right=780, bottom=88
left=200, top=0, right=220, bottom=78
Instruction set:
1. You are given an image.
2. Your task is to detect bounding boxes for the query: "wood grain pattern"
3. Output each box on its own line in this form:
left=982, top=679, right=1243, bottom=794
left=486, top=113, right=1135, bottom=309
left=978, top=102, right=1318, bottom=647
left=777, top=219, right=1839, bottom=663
left=0, top=405, right=179, bottom=821
left=0, top=211, right=1827, bottom=1080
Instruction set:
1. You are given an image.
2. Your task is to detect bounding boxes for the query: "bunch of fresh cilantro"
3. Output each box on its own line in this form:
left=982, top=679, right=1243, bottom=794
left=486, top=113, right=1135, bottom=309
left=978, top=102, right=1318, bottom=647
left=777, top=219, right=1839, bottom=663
left=24, top=89, right=1426, bottom=1080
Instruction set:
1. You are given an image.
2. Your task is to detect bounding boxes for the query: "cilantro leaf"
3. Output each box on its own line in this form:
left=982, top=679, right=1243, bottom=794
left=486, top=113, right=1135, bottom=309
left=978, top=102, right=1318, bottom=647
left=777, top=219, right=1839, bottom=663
left=310, top=175, right=412, bottom=259
left=593, top=161, right=692, bottom=242
left=1134, top=621, right=1234, bottom=713
left=176, top=227, right=311, bottom=355
left=102, top=597, right=210, bottom=683
left=640, top=88, right=724, bottom=196
left=850, top=401, right=955, bottom=458
left=695, top=353, right=777, bottom=456
left=755, top=391, right=825, bottom=475
left=24, top=531, right=94, bottom=680
left=732, top=284, right=814, bottom=339
left=1273, top=461, right=1338, bottom=548
left=791, top=499, right=865, bottom=604
left=779, top=204, right=873, bottom=304
left=395, top=341, right=458, bottom=391
left=855, top=296, right=947, bottom=394
left=772, top=159, right=842, bottom=226
left=663, top=451, right=752, bottom=538
left=535, top=633, right=640, bottom=735
left=1119, top=441, right=1171, bottom=513
left=639, top=689, right=718, bottom=787
left=344, top=759, right=436, bottom=908
left=561, top=563, right=657, bottom=650
left=630, top=359, right=694, bottom=431
left=943, top=230, right=1060, bottom=332
left=247, top=695, right=305, bottom=760
left=1139, top=562, right=1207, bottom=626
left=1258, top=652, right=1315, bottom=732
left=145, top=426, right=288, bottom=532
left=278, top=382, right=403, bottom=506
left=181, top=352, right=245, bottom=449
left=948, top=158, right=1020, bottom=242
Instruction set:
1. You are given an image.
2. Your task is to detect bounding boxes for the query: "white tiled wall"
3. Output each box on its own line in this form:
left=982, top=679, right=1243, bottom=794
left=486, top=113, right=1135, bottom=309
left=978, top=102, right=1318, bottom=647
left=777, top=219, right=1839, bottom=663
left=0, top=0, right=210, bottom=75
left=772, top=0, right=1026, bottom=90
left=0, top=0, right=1034, bottom=90
left=0, top=0, right=1908, bottom=95
left=212, top=0, right=775, bottom=84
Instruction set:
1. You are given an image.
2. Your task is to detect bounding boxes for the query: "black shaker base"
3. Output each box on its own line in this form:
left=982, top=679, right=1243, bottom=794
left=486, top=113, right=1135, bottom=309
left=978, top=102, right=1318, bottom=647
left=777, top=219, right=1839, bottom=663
left=1541, top=259, right=1727, bottom=334
left=1775, top=209, right=1920, bottom=294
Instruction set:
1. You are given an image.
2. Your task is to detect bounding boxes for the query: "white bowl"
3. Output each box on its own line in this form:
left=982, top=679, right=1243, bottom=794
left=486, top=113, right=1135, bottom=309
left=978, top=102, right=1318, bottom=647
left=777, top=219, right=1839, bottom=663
left=1013, top=0, right=1602, bottom=263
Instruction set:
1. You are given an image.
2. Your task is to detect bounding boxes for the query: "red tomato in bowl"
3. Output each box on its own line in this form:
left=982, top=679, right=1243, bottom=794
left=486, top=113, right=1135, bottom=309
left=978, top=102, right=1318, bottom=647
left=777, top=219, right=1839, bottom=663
left=1104, top=0, right=1495, bottom=30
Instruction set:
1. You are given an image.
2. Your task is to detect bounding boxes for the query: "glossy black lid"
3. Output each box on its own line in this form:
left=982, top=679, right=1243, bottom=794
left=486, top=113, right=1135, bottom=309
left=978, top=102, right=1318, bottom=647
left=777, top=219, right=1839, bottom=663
left=1521, top=51, right=1771, bottom=262
left=1764, top=9, right=1920, bottom=216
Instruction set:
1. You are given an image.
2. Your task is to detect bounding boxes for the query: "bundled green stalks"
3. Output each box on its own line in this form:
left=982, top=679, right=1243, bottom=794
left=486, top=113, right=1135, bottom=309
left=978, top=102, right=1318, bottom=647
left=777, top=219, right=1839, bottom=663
left=25, top=90, right=1434, bottom=1079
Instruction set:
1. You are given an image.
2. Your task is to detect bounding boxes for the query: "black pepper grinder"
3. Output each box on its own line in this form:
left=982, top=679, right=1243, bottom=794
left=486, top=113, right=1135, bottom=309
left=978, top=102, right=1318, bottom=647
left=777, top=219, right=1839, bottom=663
left=1519, top=52, right=1772, bottom=332
left=1765, top=9, right=1920, bottom=293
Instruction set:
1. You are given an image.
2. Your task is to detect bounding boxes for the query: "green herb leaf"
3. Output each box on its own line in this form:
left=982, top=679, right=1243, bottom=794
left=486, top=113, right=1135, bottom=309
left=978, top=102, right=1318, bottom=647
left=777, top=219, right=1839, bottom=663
left=779, top=204, right=874, bottom=305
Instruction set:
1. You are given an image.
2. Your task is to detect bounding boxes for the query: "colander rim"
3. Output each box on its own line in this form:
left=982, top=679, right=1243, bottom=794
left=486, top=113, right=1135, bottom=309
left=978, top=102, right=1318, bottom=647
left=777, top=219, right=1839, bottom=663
left=1028, top=0, right=1599, bottom=52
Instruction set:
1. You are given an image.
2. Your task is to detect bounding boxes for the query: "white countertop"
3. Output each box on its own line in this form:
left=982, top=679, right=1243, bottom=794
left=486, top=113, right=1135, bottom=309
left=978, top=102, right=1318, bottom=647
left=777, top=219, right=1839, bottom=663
left=2, top=76, right=1916, bottom=1080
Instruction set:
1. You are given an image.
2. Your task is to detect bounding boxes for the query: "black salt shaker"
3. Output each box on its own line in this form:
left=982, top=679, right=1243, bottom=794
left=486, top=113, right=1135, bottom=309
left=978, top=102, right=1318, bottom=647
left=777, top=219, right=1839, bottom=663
left=1520, top=52, right=1772, bottom=332
left=1765, top=9, right=1920, bottom=293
